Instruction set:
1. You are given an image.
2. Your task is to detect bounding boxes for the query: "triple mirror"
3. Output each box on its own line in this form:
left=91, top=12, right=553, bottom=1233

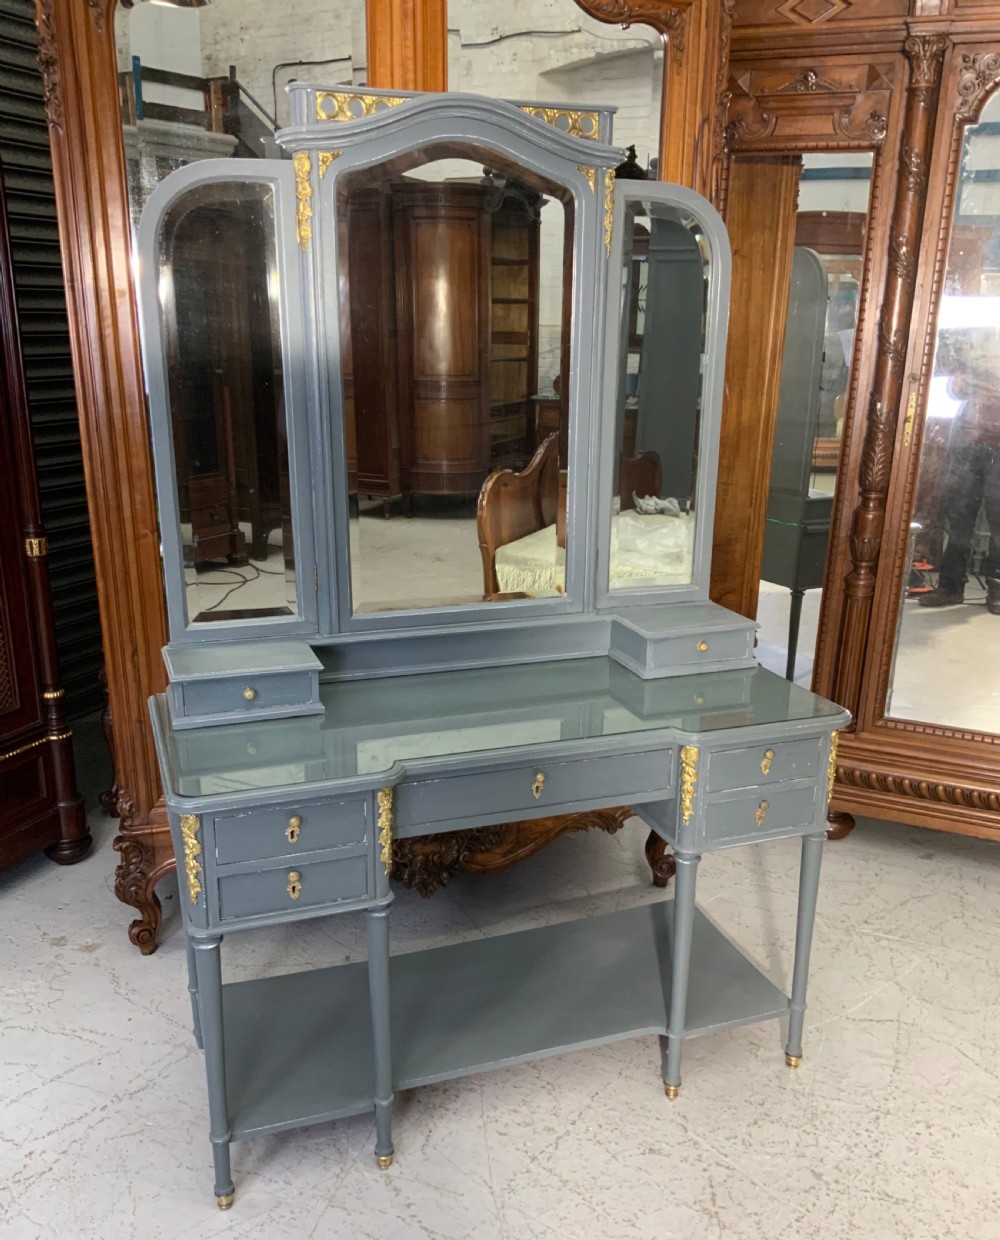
left=136, top=88, right=724, bottom=645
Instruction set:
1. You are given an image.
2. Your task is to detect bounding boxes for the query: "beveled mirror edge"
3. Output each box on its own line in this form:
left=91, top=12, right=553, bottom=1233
left=594, top=179, right=733, bottom=613
left=135, top=158, right=320, bottom=645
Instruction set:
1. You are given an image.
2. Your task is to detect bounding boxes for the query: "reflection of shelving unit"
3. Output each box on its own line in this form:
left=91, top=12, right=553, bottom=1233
left=489, top=195, right=540, bottom=469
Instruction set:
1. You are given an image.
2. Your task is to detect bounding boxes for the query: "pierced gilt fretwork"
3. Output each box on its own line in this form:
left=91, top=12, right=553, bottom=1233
left=315, top=91, right=406, bottom=123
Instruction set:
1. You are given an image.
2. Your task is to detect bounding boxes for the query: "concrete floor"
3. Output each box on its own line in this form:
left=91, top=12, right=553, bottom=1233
left=3, top=803, right=1000, bottom=1239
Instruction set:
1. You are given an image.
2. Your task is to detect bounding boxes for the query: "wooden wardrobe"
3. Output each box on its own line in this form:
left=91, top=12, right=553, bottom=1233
left=345, top=176, right=547, bottom=513
left=715, top=0, right=1000, bottom=843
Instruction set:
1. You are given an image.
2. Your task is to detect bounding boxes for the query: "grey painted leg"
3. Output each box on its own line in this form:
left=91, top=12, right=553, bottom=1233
left=785, top=832, right=825, bottom=1068
left=184, top=932, right=203, bottom=1049
left=662, top=849, right=701, bottom=1099
left=367, top=907, right=394, bottom=1168
left=191, top=937, right=235, bottom=1209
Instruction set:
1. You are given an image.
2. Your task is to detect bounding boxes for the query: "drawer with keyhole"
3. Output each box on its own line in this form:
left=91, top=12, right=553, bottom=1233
left=703, top=783, right=819, bottom=846
left=217, top=855, right=369, bottom=921
left=212, top=798, right=368, bottom=865
left=395, top=749, right=673, bottom=831
left=705, top=738, right=822, bottom=794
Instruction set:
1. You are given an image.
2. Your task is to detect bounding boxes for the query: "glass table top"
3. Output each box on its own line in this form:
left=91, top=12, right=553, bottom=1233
left=156, top=658, right=847, bottom=799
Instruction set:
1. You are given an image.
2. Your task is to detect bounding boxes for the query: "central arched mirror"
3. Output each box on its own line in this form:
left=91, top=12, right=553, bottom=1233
left=333, top=145, right=575, bottom=614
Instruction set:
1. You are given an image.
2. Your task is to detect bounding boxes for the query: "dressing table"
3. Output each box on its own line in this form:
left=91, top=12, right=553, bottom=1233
left=138, top=86, right=849, bottom=1208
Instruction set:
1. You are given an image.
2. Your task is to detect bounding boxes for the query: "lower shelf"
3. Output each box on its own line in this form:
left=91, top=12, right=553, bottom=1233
left=222, top=901, right=788, bottom=1140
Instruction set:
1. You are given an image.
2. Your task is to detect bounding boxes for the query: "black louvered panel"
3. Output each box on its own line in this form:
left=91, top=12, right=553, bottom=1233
left=0, top=0, right=103, bottom=718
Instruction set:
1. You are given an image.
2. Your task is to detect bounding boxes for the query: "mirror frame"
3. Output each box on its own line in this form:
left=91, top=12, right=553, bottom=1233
left=595, top=180, right=731, bottom=610
left=717, top=52, right=898, bottom=691
left=136, top=160, right=319, bottom=642
left=866, top=67, right=1000, bottom=748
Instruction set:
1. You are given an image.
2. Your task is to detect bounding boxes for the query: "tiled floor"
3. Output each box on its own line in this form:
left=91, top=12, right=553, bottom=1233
left=2, top=807, right=999, bottom=1239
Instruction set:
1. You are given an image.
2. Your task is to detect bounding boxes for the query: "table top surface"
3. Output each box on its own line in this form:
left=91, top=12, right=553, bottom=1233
left=153, top=658, right=848, bottom=802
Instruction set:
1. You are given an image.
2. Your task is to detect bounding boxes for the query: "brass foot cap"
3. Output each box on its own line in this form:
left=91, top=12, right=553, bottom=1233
left=664, top=1083, right=680, bottom=1101
left=785, top=1053, right=802, bottom=1069
left=216, top=1193, right=235, bottom=1211
left=376, top=1153, right=394, bottom=1170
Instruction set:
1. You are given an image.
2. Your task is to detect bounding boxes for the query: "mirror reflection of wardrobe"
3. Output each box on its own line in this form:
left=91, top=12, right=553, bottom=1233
left=341, top=169, right=571, bottom=518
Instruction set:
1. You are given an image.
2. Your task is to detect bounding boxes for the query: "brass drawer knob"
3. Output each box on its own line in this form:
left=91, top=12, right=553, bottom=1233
left=761, top=749, right=775, bottom=775
left=697, top=640, right=709, bottom=652
left=532, top=771, right=546, bottom=799
left=755, top=800, right=769, bottom=827
left=243, top=686, right=258, bottom=701
left=285, top=816, right=302, bottom=844
left=287, top=870, right=302, bottom=900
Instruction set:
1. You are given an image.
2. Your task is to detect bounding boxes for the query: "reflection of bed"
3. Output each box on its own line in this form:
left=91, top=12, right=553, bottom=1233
left=477, top=439, right=682, bottom=599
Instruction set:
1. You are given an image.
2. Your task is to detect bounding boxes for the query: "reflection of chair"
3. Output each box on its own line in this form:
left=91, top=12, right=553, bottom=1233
left=619, top=450, right=662, bottom=509
left=477, top=433, right=558, bottom=599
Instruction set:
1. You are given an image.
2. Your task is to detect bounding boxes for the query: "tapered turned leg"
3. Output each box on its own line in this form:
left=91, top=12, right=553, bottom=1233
left=184, top=932, right=203, bottom=1049
left=367, top=907, right=394, bottom=1168
left=192, top=937, right=234, bottom=1208
left=785, top=832, right=825, bottom=1068
left=661, top=849, right=700, bottom=1099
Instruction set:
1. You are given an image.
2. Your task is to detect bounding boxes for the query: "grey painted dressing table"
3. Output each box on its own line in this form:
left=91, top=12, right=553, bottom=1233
left=137, top=86, right=850, bottom=1207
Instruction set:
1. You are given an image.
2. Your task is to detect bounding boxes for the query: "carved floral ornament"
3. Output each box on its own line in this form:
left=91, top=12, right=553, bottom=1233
left=956, top=51, right=1000, bottom=122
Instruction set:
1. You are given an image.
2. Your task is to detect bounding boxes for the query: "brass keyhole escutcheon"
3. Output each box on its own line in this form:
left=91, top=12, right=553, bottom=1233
left=761, top=749, right=774, bottom=776
left=532, top=772, right=546, bottom=799
left=286, top=816, right=302, bottom=844
left=287, top=871, right=302, bottom=900
left=697, top=640, right=709, bottom=653
left=243, top=686, right=258, bottom=701
left=754, top=800, right=769, bottom=827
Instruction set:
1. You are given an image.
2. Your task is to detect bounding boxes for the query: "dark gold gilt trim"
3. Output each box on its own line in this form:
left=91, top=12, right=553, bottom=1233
left=0, top=730, right=72, bottom=765
left=378, top=788, right=393, bottom=874
left=180, top=814, right=203, bottom=904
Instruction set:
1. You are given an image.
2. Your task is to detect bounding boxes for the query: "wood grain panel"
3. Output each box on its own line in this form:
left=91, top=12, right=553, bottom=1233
left=710, top=155, right=801, bottom=616
left=410, top=217, right=481, bottom=379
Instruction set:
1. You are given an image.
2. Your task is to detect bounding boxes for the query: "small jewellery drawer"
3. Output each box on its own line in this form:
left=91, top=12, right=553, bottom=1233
left=703, top=784, right=819, bottom=846
left=218, top=855, right=369, bottom=921
left=182, top=671, right=316, bottom=720
left=397, top=749, right=672, bottom=829
left=706, top=738, right=822, bottom=794
left=213, top=798, right=368, bottom=865
left=657, top=627, right=754, bottom=670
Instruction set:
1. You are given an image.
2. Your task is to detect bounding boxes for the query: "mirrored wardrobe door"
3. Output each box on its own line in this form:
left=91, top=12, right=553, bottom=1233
left=715, top=52, right=900, bottom=695
left=885, top=85, right=1000, bottom=736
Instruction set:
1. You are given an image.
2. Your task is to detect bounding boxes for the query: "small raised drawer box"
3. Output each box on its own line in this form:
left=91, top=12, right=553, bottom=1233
left=164, top=640, right=325, bottom=730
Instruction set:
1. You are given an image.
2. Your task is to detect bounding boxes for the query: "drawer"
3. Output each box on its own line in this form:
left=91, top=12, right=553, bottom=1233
left=397, top=749, right=672, bottom=829
left=651, top=626, right=753, bottom=671
left=218, top=855, right=369, bottom=921
left=213, top=797, right=368, bottom=865
left=706, top=738, right=822, bottom=793
left=181, top=670, right=315, bottom=720
left=703, top=783, right=819, bottom=846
